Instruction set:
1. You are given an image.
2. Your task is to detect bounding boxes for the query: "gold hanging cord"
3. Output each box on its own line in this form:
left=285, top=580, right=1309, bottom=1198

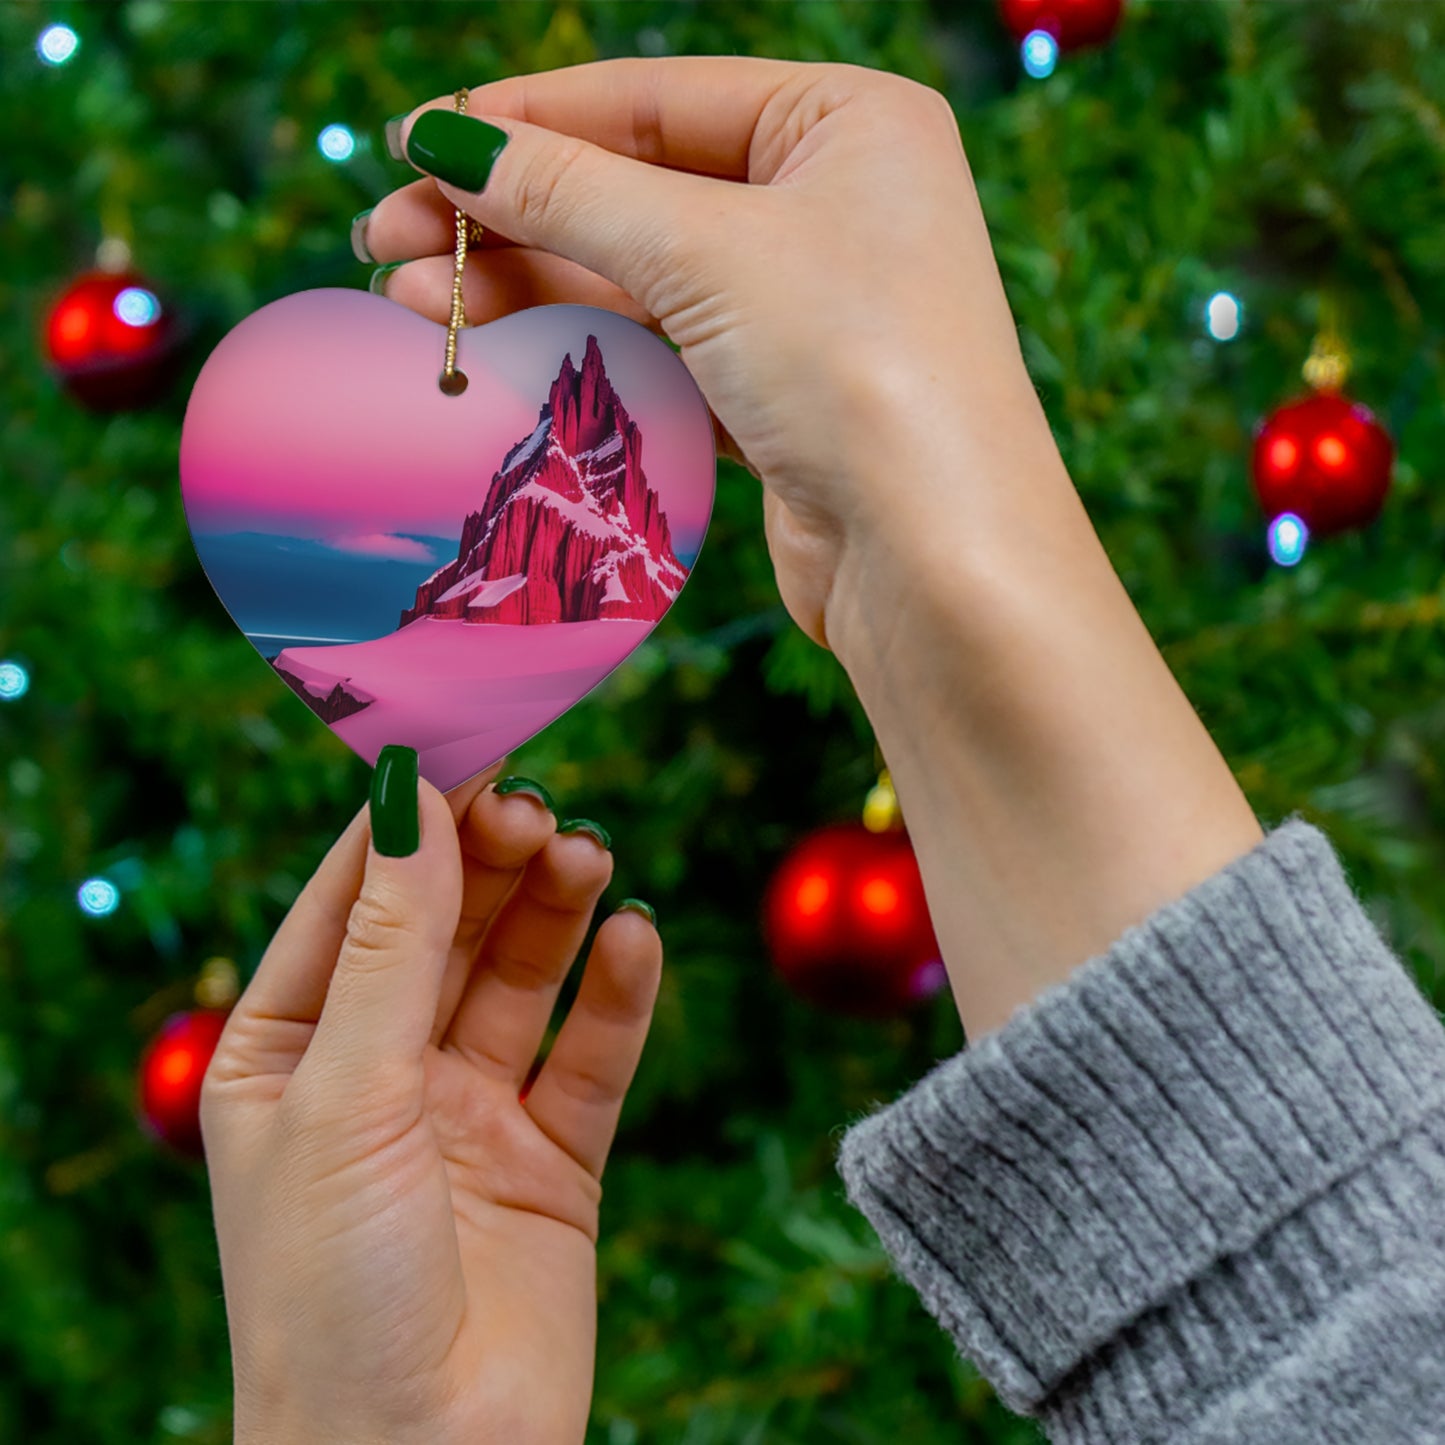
left=440, top=88, right=485, bottom=395
left=1302, top=293, right=1350, bottom=393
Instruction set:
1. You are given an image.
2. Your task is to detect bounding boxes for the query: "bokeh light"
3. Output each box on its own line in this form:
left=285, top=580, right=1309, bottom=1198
left=1267, top=512, right=1309, bottom=567
left=317, top=124, right=356, bottom=162
left=0, top=661, right=29, bottom=701
left=77, top=877, right=121, bottom=917
left=1205, top=291, right=1242, bottom=341
left=1021, top=30, right=1059, bottom=79
left=114, top=287, right=162, bottom=328
left=37, top=24, right=79, bottom=66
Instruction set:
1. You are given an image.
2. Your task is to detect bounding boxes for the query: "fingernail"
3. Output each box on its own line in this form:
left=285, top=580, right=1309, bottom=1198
left=616, top=898, right=656, bottom=926
left=384, top=113, right=409, bottom=162
left=350, top=208, right=375, bottom=264
left=369, top=261, right=404, bottom=297
left=493, top=775, right=555, bottom=812
left=558, top=818, right=612, bottom=851
left=370, top=745, right=420, bottom=857
left=405, top=110, right=509, bottom=192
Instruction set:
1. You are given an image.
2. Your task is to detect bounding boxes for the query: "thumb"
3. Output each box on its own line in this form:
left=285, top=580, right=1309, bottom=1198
left=397, top=105, right=738, bottom=318
left=303, top=746, right=463, bottom=1089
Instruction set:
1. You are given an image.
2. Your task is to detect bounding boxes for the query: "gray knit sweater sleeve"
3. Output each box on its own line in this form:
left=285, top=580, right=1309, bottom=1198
left=836, top=819, right=1445, bottom=1443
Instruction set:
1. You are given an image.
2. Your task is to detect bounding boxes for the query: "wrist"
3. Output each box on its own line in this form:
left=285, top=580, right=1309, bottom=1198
left=824, top=423, right=1261, bottom=1039
left=824, top=398, right=1079, bottom=684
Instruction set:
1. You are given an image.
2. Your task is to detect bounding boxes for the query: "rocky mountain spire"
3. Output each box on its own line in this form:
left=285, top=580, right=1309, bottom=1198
left=400, top=336, right=689, bottom=627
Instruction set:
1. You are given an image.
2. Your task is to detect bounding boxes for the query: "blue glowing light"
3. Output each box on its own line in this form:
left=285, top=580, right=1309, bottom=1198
left=318, top=124, right=356, bottom=162
left=0, top=661, right=29, bottom=701
left=38, top=24, right=79, bottom=66
left=1205, top=291, right=1242, bottom=342
left=1022, top=30, right=1059, bottom=79
left=114, top=287, right=161, bottom=328
left=78, top=877, right=121, bottom=917
left=1267, top=512, right=1309, bottom=567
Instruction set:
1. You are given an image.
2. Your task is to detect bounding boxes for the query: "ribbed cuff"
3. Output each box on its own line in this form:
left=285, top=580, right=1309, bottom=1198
left=837, top=819, right=1445, bottom=1436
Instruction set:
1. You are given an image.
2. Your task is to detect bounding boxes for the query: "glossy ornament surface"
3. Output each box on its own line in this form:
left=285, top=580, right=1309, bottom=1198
left=1251, top=391, right=1393, bottom=537
left=180, top=290, right=716, bottom=790
left=998, top=0, right=1125, bottom=50
left=137, top=1009, right=230, bottom=1157
left=45, top=270, right=182, bottom=410
left=763, top=822, right=945, bottom=1017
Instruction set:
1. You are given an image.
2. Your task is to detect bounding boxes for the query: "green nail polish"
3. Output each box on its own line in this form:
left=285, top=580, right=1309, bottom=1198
left=405, top=110, right=509, bottom=192
left=369, top=261, right=404, bottom=297
left=617, top=898, right=656, bottom=926
left=384, top=113, right=409, bottom=162
left=350, top=208, right=375, bottom=264
left=558, top=818, right=612, bottom=851
left=370, top=745, right=419, bottom=857
left=494, top=775, right=555, bottom=812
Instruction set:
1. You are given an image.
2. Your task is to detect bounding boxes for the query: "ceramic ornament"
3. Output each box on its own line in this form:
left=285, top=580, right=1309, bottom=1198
left=180, top=288, right=715, bottom=790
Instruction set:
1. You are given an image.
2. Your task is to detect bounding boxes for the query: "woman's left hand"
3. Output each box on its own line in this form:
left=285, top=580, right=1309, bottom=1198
left=201, top=757, right=662, bottom=1445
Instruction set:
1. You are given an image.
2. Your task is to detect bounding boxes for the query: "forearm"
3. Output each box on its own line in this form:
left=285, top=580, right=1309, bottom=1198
left=825, top=389, right=1262, bottom=1039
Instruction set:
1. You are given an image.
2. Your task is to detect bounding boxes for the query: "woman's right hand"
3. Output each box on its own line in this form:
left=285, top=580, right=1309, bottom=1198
left=359, top=57, right=1066, bottom=658
left=363, top=58, right=1264, bottom=1041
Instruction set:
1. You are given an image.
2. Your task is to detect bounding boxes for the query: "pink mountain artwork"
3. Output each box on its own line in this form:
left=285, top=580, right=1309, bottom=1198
left=398, top=336, right=688, bottom=628
left=180, top=290, right=714, bottom=792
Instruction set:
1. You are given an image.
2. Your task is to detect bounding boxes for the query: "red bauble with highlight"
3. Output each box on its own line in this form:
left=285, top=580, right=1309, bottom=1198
left=763, top=823, right=945, bottom=1017
left=998, top=0, right=1124, bottom=49
left=45, top=270, right=182, bottom=410
left=137, top=1009, right=230, bottom=1157
left=1251, top=392, right=1394, bottom=537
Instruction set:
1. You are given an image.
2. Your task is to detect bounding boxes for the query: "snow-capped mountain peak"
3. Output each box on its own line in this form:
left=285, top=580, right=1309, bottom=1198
left=399, top=335, right=688, bottom=627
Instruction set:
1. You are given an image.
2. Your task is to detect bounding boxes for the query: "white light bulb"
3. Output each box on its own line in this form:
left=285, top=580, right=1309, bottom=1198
left=38, top=24, right=79, bottom=66
left=78, top=878, right=121, bottom=917
left=1267, top=512, right=1309, bottom=567
left=114, top=287, right=161, bottom=327
left=1205, top=291, right=1242, bottom=342
left=318, top=124, right=356, bottom=162
left=1022, top=30, right=1059, bottom=80
left=0, top=661, right=29, bottom=700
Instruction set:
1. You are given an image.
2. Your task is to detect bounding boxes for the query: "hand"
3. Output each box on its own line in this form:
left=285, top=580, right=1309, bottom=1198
left=363, top=59, right=1262, bottom=1041
left=360, top=56, right=1051, bottom=655
left=201, top=760, right=661, bottom=1445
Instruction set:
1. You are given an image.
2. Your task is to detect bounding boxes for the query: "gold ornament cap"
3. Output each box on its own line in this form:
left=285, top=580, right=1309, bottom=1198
left=1302, top=331, right=1350, bottom=393
left=863, top=768, right=902, bottom=833
left=194, top=956, right=240, bottom=1010
left=1303, top=297, right=1350, bottom=392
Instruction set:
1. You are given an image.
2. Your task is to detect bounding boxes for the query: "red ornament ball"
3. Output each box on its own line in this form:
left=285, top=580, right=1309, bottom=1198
left=1251, top=392, right=1394, bottom=537
left=763, top=822, right=945, bottom=1017
left=45, top=270, right=182, bottom=410
left=998, top=0, right=1124, bottom=49
left=137, top=1009, right=230, bottom=1157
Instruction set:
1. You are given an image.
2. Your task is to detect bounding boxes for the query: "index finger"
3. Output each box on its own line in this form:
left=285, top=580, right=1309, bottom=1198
left=412, top=55, right=809, bottom=182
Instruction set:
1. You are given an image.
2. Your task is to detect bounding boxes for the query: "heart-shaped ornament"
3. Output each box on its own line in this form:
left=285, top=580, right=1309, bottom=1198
left=180, top=289, right=715, bottom=790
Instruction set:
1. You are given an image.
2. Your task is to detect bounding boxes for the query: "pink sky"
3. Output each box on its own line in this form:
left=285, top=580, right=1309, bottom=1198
left=180, top=289, right=716, bottom=550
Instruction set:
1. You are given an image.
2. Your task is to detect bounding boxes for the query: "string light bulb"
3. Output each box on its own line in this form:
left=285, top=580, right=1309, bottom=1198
left=0, top=661, right=30, bottom=701
left=1205, top=291, right=1242, bottom=341
left=37, top=24, right=79, bottom=66
left=78, top=877, right=121, bottom=917
left=1021, top=29, right=1059, bottom=77
left=1267, top=512, right=1309, bottom=567
left=318, top=124, right=356, bottom=162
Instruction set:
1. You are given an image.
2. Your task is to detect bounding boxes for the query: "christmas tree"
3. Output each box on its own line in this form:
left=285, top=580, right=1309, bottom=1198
left=3, top=3, right=1443, bottom=1442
